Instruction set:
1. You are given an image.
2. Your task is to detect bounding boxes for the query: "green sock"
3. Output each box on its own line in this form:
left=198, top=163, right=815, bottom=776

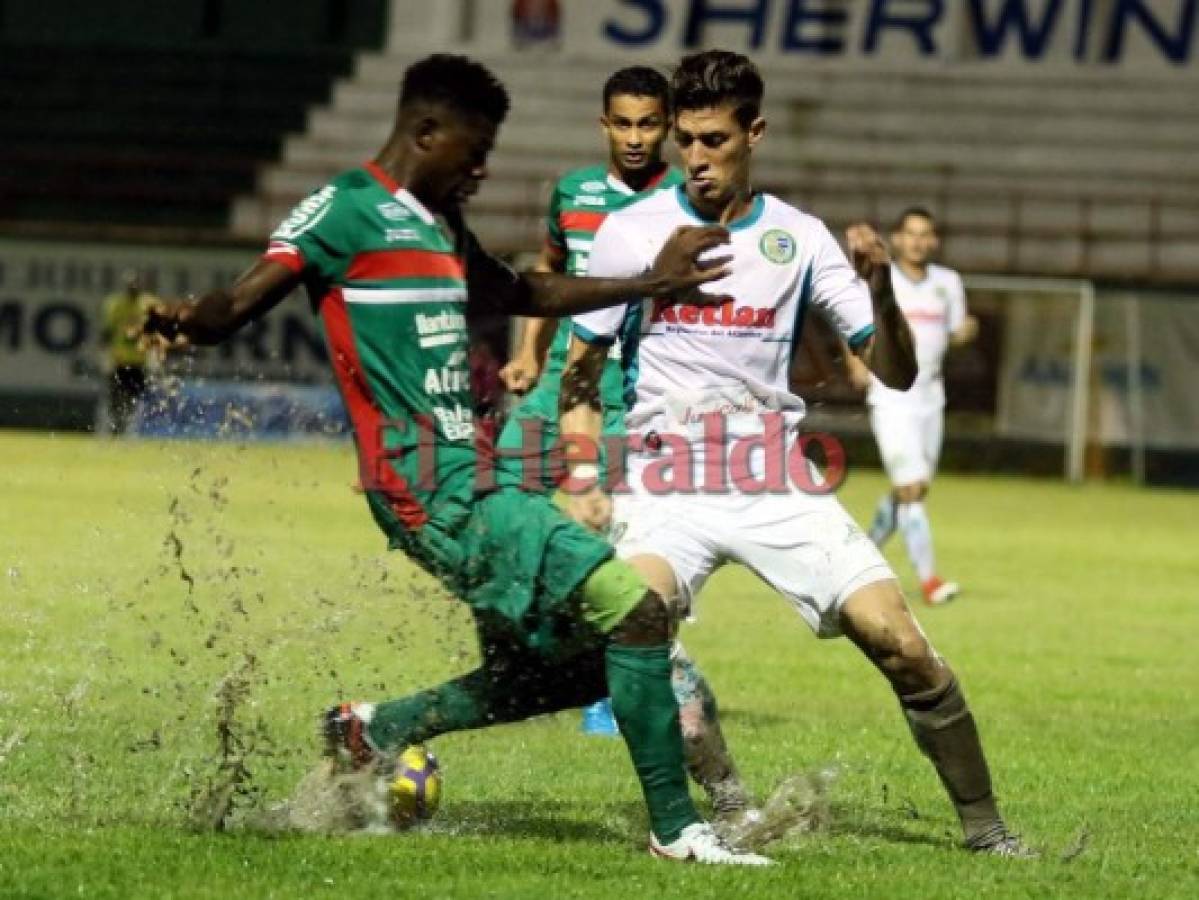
left=367, top=675, right=489, bottom=752
left=606, top=643, right=701, bottom=843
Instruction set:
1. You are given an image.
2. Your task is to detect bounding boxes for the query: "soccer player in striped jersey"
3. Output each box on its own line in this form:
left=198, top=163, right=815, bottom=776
left=561, top=51, right=1033, bottom=857
left=846, top=208, right=979, bottom=605
left=142, top=54, right=768, bottom=865
left=494, top=66, right=753, bottom=822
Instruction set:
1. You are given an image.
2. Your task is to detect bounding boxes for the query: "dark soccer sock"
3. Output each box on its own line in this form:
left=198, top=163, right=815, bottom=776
left=672, top=647, right=749, bottom=814
left=367, top=674, right=491, bottom=752
left=607, top=642, right=701, bottom=843
left=900, top=676, right=1004, bottom=844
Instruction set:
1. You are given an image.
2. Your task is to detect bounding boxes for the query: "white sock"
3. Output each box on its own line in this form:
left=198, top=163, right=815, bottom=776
left=868, top=494, right=897, bottom=546
left=897, top=501, right=936, bottom=583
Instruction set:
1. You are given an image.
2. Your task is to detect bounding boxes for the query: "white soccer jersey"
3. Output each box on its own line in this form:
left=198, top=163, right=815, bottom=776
left=574, top=187, right=875, bottom=457
left=867, top=263, right=966, bottom=409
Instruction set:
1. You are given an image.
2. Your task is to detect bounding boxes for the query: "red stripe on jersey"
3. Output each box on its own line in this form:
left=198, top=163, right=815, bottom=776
left=904, top=309, right=947, bottom=323
left=319, top=288, right=429, bottom=529
left=263, top=243, right=305, bottom=273
left=643, top=163, right=671, bottom=191
left=560, top=210, right=607, bottom=234
left=364, top=160, right=401, bottom=194
left=346, top=249, right=466, bottom=281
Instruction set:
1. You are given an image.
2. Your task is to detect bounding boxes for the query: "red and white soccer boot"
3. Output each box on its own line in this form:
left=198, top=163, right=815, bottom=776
left=922, top=576, right=961, bottom=606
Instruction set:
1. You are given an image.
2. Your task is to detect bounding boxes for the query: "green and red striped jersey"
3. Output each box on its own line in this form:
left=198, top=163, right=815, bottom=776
left=539, top=164, right=683, bottom=407
left=264, top=162, right=491, bottom=531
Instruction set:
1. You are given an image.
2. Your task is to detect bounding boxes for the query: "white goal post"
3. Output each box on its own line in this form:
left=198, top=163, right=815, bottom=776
left=965, top=275, right=1097, bottom=483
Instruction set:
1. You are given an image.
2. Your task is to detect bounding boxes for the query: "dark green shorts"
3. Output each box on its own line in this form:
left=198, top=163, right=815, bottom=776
left=377, top=486, right=644, bottom=656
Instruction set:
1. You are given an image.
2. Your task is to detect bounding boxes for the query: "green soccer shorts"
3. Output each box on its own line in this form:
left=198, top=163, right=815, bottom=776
left=375, top=485, right=646, bottom=657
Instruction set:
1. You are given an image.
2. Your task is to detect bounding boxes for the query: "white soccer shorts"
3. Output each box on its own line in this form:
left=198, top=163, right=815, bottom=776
left=609, top=464, right=895, bottom=639
left=869, top=404, right=945, bottom=488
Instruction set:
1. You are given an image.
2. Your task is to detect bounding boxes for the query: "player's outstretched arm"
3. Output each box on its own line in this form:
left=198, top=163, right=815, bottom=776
left=142, top=260, right=300, bottom=347
left=480, top=226, right=731, bottom=318
left=846, top=223, right=917, bottom=391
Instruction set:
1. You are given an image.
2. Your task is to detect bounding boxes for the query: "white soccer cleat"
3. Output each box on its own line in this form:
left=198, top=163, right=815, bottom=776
left=649, top=822, right=774, bottom=866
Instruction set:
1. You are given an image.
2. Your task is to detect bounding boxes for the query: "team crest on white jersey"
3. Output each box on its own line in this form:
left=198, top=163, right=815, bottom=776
left=759, top=229, right=796, bottom=264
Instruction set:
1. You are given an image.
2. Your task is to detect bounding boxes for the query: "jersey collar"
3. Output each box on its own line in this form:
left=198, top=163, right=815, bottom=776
left=607, top=162, right=672, bottom=197
left=363, top=160, right=436, bottom=225
left=891, top=262, right=930, bottom=287
left=675, top=186, right=765, bottom=232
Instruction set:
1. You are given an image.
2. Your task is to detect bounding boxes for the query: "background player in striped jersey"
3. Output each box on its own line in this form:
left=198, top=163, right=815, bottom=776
left=846, top=208, right=979, bottom=605
left=142, top=53, right=768, bottom=865
left=561, top=50, right=1032, bottom=857
left=493, top=66, right=753, bottom=823
left=497, top=66, right=680, bottom=546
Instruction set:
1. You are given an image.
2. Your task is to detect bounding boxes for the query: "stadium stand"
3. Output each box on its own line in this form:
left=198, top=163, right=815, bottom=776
left=234, top=54, right=1199, bottom=282
left=0, top=47, right=354, bottom=232
left=0, top=0, right=386, bottom=237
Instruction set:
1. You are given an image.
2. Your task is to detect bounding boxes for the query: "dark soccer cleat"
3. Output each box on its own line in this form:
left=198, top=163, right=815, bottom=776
left=967, top=825, right=1039, bottom=858
left=322, top=701, right=379, bottom=771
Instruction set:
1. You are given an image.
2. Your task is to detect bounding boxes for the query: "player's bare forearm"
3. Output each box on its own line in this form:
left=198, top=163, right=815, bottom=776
left=528, top=317, right=557, bottom=368
left=843, top=343, right=874, bottom=392
left=512, top=272, right=661, bottom=317
left=143, top=260, right=298, bottom=347
left=506, top=225, right=731, bottom=317
left=559, top=339, right=606, bottom=456
left=862, top=276, right=917, bottom=390
left=845, top=223, right=917, bottom=391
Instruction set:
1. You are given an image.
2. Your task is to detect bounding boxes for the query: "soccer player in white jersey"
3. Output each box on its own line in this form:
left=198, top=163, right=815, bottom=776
left=847, top=208, right=979, bottom=606
left=559, top=50, right=1032, bottom=857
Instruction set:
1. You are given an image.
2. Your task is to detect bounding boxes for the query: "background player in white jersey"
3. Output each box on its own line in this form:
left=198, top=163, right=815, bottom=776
left=847, top=208, right=979, bottom=605
left=560, top=50, right=1032, bottom=857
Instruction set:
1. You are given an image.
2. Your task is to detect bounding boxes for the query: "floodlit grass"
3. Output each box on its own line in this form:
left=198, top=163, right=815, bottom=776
left=1, top=431, right=1195, bottom=898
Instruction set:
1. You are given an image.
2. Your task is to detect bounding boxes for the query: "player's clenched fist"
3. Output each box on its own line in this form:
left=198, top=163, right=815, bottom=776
left=499, top=354, right=539, bottom=395
left=139, top=301, right=192, bottom=352
left=846, top=222, right=892, bottom=297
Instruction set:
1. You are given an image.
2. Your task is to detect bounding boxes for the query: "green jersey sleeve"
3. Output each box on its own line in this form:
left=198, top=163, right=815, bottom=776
left=262, top=183, right=352, bottom=282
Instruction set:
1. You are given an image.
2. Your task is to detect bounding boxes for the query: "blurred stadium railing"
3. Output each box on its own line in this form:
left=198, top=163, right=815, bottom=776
left=1, top=0, right=1196, bottom=484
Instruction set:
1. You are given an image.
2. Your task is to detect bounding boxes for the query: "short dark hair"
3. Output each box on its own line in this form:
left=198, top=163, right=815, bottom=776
left=400, top=54, right=510, bottom=125
left=603, top=66, right=671, bottom=113
left=894, top=206, right=937, bottom=231
left=671, top=50, right=763, bottom=128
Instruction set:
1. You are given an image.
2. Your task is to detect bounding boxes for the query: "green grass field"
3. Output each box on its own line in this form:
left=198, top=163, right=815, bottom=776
left=1, top=431, right=1196, bottom=898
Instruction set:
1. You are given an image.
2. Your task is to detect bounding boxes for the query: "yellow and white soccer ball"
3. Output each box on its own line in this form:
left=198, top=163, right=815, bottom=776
left=387, top=745, right=442, bottom=827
